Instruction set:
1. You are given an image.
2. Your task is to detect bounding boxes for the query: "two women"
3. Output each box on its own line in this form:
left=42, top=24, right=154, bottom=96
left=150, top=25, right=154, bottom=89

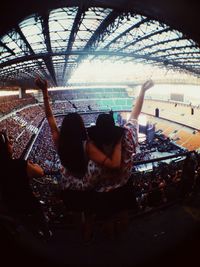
left=35, top=78, right=122, bottom=188
left=35, top=77, right=153, bottom=239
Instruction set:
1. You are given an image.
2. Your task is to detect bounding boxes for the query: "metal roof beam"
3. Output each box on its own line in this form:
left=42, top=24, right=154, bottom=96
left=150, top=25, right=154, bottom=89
left=132, top=36, right=185, bottom=54
left=124, top=50, right=200, bottom=64
left=0, top=50, right=136, bottom=68
left=0, top=40, right=15, bottom=55
left=62, top=6, right=86, bottom=85
left=1, top=50, right=199, bottom=77
left=103, top=17, right=149, bottom=50
left=15, top=25, right=35, bottom=54
left=154, top=51, right=200, bottom=58
left=1, top=50, right=200, bottom=69
left=166, top=56, right=200, bottom=61
left=146, top=44, right=197, bottom=56
left=64, top=10, right=122, bottom=83
left=169, top=61, right=200, bottom=65
left=118, top=26, right=171, bottom=52
left=83, top=10, right=121, bottom=51
left=40, top=12, right=57, bottom=86
left=90, top=17, right=149, bottom=61
left=16, top=23, right=51, bottom=83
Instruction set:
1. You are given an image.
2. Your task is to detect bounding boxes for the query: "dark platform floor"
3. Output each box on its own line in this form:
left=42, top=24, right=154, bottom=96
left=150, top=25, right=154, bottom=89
left=1, top=196, right=200, bottom=267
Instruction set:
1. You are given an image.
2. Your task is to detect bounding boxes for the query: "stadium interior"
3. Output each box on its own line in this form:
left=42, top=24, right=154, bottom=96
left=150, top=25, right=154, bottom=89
left=1, top=1, right=200, bottom=266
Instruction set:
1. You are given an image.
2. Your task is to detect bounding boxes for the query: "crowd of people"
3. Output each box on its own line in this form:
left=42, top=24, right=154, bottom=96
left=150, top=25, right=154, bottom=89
left=0, top=79, right=200, bottom=243
left=29, top=154, right=200, bottom=224
left=132, top=161, right=185, bottom=209
left=0, top=105, right=45, bottom=158
left=48, top=88, right=128, bottom=101
left=48, top=88, right=131, bottom=112
left=51, top=100, right=101, bottom=113
left=0, top=94, right=37, bottom=116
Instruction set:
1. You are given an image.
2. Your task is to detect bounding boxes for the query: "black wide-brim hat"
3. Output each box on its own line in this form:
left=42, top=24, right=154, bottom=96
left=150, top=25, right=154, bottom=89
left=87, top=113, right=125, bottom=146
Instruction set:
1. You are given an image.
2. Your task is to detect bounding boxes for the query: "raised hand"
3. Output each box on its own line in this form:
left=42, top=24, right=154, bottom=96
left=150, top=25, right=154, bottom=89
left=141, top=80, right=154, bottom=92
left=35, top=77, right=48, bottom=91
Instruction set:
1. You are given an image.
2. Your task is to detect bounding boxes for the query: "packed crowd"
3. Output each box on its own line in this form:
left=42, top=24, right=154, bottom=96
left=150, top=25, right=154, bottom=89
left=48, top=88, right=128, bottom=101
left=0, top=94, right=37, bottom=116
left=28, top=150, right=199, bottom=224
left=16, top=105, right=45, bottom=128
left=0, top=100, right=127, bottom=160
left=1, top=85, right=199, bottom=234
left=48, top=88, right=131, bottom=111
left=132, top=161, right=184, bottom=209
left=26, top=110, right=198, bottom=224
left=0, top=105, right=45, bottom=158
left=51, top=100, right=100, bottom=113
left=29, top=122, right=60, bottom=172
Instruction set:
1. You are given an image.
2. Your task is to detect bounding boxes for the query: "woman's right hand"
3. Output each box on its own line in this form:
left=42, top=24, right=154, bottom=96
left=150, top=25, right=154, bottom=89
left=35, top=77, right=48, bottom=91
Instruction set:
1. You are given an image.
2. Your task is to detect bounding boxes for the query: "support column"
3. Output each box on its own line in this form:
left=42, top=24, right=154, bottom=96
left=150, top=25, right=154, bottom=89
left=19, top=87, right=26, bottom=98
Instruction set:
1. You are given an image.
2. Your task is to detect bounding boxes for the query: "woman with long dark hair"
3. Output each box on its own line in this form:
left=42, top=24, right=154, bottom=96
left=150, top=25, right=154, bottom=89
left=35, top=78, right=123, bottom=241
left=35, top=78, right=121, bottom=189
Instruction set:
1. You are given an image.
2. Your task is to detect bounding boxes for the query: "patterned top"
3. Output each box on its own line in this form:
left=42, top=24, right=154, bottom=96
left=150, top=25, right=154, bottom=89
left=60, top=140, right=92, bottom=191
left=60, top=119, right=138, bottom=191
left=87, top=119, right=138, bottom=192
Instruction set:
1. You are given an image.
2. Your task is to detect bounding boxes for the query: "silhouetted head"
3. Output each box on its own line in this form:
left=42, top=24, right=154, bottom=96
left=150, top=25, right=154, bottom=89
left=58, top=113, right=87, bottom=178
left=0, top=131, right=13, bottom=161
left=87, top=113, right=125, bottom=149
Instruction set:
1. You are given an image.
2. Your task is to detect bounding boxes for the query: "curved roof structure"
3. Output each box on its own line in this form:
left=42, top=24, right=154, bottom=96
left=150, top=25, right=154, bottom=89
left=1, top=0, right=200, bottom=88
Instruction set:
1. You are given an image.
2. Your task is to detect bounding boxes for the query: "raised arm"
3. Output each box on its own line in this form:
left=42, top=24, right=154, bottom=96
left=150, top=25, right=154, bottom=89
left=130, top=80, right=154, bottom=120
left=87, top=139, right=122, bottom=169
left=35, top=78, right=59, bottom=148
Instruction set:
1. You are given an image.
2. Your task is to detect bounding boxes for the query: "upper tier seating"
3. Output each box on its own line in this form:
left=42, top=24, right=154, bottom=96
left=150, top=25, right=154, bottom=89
left=0, top=94, right=37, bottom=116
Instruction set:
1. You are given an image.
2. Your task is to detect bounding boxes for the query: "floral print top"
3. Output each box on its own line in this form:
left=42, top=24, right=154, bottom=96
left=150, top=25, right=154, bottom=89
left=60, top=119, right=138, bottom=192
left=87, top=119, right=138, bottom=192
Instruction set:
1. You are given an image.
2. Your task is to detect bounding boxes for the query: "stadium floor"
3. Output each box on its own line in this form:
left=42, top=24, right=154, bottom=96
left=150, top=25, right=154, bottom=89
left=1, top=194, right=200, bottom=267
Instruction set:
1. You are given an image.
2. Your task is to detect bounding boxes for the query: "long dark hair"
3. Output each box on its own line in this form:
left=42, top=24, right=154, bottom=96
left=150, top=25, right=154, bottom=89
left=58, top=113, right=87, bottom=178
left=0, top=132, right=11, bottom=161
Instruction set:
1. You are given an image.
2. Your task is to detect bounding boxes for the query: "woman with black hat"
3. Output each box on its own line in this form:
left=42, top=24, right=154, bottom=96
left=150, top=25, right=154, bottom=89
left=87, top=80, right=154, bottom=192
left=87, top=80, right=154, bottom=237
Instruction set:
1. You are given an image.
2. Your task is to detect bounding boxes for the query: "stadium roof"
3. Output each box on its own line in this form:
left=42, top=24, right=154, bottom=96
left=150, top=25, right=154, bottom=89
left=1, top=0, right=200, bottom=88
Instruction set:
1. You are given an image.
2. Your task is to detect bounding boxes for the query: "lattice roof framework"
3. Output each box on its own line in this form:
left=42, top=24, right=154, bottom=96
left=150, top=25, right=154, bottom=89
left=1, top=4, right=200, bottom=88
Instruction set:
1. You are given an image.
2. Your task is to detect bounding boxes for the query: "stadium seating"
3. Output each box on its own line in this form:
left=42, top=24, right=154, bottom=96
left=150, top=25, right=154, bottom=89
left=0, top=94, right=37, bottom=116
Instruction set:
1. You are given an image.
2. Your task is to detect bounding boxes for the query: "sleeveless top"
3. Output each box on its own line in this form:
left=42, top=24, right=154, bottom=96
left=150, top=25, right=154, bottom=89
left=87, top=119, right=138, bottom=192
left=60, top=119, right=138, bottom=192
left=60, top=140, right=93, bottom=191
